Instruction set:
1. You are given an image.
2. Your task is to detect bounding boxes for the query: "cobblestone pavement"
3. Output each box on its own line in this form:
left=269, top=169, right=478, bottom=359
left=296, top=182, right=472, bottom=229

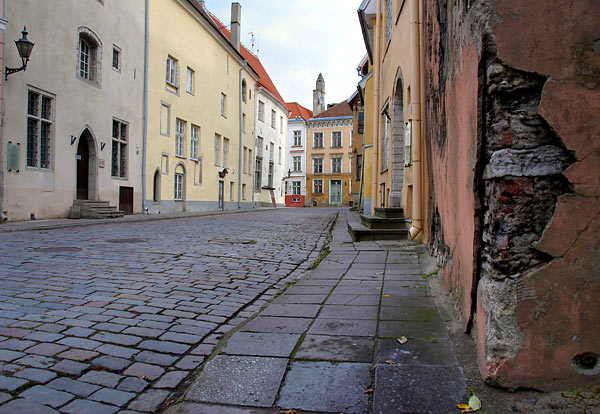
left=0, top=208, right=337, bottom=413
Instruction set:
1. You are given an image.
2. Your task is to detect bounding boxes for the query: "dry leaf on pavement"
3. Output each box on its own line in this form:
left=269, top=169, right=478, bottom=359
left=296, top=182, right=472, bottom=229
left=385, top=360, right=396, bottom=365
left=397, top=336, right=408, bottom=344
left=363, top=388, right=374, bottom=394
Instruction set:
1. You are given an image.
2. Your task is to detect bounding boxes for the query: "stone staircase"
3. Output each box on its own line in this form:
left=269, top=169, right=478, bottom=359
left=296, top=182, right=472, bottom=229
left=69, top=200, right=124, bottom=219
left=348, top=207, right=409, bottom=241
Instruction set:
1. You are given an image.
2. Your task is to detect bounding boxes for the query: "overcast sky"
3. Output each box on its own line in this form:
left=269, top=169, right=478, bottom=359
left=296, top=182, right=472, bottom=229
left=204, top=0, right=366, bottom=110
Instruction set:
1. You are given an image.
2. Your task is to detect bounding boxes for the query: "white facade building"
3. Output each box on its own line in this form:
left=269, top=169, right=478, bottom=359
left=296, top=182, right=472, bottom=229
left=284, top=102, right=312, bottom=207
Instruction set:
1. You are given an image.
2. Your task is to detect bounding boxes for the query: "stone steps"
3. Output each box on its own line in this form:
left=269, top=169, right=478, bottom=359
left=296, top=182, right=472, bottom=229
left=70, top=200, right=124, bottom=219
left=348, top=207, right=409, bottom=241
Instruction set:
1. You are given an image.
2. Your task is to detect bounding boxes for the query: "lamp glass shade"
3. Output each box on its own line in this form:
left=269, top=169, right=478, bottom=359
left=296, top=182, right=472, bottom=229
left=15, top=28, right=34, bottom=59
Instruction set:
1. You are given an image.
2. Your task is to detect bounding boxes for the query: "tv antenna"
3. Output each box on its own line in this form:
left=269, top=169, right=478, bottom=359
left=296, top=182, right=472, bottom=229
left=248, top=30, right=259, bottom=55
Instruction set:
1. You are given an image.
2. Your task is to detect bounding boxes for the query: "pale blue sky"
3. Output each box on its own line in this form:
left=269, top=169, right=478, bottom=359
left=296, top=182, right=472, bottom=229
left=203, top=0, right=366, bottom=110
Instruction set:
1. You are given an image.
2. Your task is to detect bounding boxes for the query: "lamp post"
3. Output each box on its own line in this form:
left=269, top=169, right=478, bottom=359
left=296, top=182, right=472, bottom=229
left=5, top=26, right=35, bottom=80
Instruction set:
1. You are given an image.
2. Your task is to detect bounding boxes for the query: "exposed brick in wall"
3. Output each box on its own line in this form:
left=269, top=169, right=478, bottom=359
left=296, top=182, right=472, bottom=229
left=424, top=0, right=600, bottom=390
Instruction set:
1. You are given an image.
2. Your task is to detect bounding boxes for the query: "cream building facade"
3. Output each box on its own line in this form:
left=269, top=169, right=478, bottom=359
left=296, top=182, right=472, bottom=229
left=1, top=0, right=145, bottom=221
left=146, top=0, right=258, bottom=213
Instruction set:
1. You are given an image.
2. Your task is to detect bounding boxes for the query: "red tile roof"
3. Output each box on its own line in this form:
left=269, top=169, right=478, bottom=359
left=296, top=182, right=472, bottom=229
left=206, top=10, right=286, bottom=107
left=312, top=101, right=353, bottom=119
left=286, top=102, right=313, bottom=120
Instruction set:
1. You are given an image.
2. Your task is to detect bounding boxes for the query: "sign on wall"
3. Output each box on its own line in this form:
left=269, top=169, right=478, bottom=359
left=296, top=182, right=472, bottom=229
left=7, top=142, right=20, bottom=172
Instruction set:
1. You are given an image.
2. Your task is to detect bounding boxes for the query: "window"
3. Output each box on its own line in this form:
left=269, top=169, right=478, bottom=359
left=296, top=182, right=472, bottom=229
left=175, top=119, right=185, bottom=157
left=313, top=132, right=324, bottom=148
left=358, top=110, right=365, bottom=134
left=278, top=146, right=282, bottom=164
left=214, top=134, right=221, bottom=165
left=258, top=100, right=265, bottom=122
left=293, top=156, right=301, bottom=172
left=313, top=158, right=323, bottom=174
left=269, top=142, right=274, bottom=161
left=230, top=182, right=234, bottom=201
left=332, top=131, right=342, bottom=147
left=257, top=136, right=263, bottom=157
left=293, top=130, right=301, bottom=146
left=242, top=79, right=247, bottom=103
left=386, top=0, right=393, bottom=44
left=221, top=93, right=227, bottom=117
left=292, top=181, right=301, bottom=195
left=174, top=173, right=183, bottom=200
left=242, top=113, right=246, bottom=132
left=160, top=103, right=170, bottom=136
left=248, top=149, right=253, bottom=172
left=243, top=147, right=248, bottom=174
left=223, top=138, right=229, bottom=168
left=26, top=90, right=54, bottom=169
left=255, top=158, right=262, bottom=191
left=280, top=116, right=283, bottom=133
left=405, top=119, right=412, bottom=167
left=166, top=56, right=179, bottom=88
left=382, top=113, right=390, bottom=171
left=161, top=153, right=169, bottom=174
left=111, top=119, right=128, bottom=177
left=242, top=183, right=246, bottom=200
left=332, top=157, right=342, bottom=174
left=271, top=110, right=276, bottom=128
left=313, top=179, right=323, bottom=194
left=112, top=45, right=121, bottom=71
left=77, top=28, right=101, bottom=86
left=186, top=67, right=195, bottom=94
left=268, top=162, right=274, bottom=187
left=190, top=125, right=199, bottom=160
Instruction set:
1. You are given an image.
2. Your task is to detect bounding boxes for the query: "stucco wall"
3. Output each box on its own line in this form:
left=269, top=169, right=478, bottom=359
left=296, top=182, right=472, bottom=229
left=424, top=0, right=600, bottom=390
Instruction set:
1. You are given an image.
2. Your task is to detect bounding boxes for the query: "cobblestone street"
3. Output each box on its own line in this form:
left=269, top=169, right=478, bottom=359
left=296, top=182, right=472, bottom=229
left=0, top=208, right=337, bottom=413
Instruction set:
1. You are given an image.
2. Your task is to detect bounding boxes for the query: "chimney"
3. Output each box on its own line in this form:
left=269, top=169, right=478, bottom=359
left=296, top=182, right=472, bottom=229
left=231, top=3, right=241, bottom=52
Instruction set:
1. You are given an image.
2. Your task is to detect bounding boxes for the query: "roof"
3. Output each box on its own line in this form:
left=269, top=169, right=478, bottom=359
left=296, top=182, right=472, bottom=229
left=206, top=10, right=286, bottom=107
left=311, top=101, right=353, bottom=119
left=286, top=102, right=313, bottom=120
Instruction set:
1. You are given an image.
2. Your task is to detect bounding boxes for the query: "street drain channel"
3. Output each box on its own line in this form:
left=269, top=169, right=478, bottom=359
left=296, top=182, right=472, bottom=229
left=30, top=246, right=82, bottom=253
left=209, top=238, right=257, bottom=245
left=105, top=238, right=146, bottom=243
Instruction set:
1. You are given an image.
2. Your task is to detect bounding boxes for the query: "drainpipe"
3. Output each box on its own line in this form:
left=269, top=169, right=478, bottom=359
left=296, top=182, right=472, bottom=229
left=237, top=61, right=247, bottom=209
left=251, top=85, right=258, bottom=208
left=0, top=3, right=6, bottom=218
left=141, top=0, right=150, bottom=213
left=408, top=0, right=422, bottom=239
left=358, top=144, right=373, bottom=212
left=370, top=0, right=381, bottom=215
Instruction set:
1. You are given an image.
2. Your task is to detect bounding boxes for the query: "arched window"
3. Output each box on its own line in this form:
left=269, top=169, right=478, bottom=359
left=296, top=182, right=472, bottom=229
left=242, top=79, right=248, bottom=103
left=174, top=164, right=185, bottom=201
left=77, top=27, right=102, bottom=86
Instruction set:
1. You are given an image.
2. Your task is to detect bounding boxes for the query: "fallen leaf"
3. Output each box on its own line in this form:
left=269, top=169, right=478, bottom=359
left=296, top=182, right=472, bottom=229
left=17, top=366, right=25, bottom=371
left=279, top=410, right=297, bottom=414
left=91, top=366, right=104, bottom=371
left=363, top=388, right=373, bottom=394
left=468, top=393, right=481, bottom=411
left=369, top=364, right=377, bottom=371
left=397, top=336, right=408, bottom=344
left=381, top=294, right=391, bottom=298
left=385, top=360, right=396, bottom=365
left=456, top=403, right=470, bottom=409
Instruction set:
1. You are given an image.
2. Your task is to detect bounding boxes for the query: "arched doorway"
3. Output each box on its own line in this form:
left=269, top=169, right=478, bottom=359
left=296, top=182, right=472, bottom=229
left=153, top=169, right=161, bottom=203
left=174, top=163, right=186, bottom=212
left=76, top=128, right=98, bottom=200
left=390, top=68, right=405, bottom=207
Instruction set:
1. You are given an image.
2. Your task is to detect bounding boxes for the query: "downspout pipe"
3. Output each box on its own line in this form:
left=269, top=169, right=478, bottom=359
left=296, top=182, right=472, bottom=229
left=408, top=0, right=422, bottom=239
left=237, top=61, right=247, bottom=209
left=358, top=144, right=373, bottom=212
left=141, top=0, right=150, bottom=213
left=0, top=5, right=6, bottom=218
left=370, top=0, right=381, bottom=215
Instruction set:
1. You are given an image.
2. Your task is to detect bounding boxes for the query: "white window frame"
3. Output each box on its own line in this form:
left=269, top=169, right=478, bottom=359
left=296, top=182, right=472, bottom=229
left=313, top=132, right=323, bottom=148
left=111, top=118, right=128, bottom=178
left=292, top=181, right=301, bottom=195
left=26, top=89, right=55, bottom=170
left=175, top=119, right=185, bottom=157
left=186, top=67, right=195, bottom=94
left=332, top=131, right=342, bottom=148
left=112, top=45, right=121, bottom=72
left=271, top=109, right=276, bottom=128
left=190, top=124, right=199, bottom=160
left=174, top=173, right=183, bottom=200
left=331, top=156, right=342, bottom=174
left=258, top=100, right=265, bottom=122
left=313, top=158, right=323, bottom=174
left=313, top=179, right=323, bottom=194
left=160, top=102, right=171, bottom=136
left=223, top=137, right=229, bottom=168
left=293, top=156, right=301, bottom=172
left=293, top=130, right=302, bottom=146
left=166, top=55, right=179, bottom=88
left=214, top=134, right=221, bottom=166
left=221, top=93, right=227, bottom=117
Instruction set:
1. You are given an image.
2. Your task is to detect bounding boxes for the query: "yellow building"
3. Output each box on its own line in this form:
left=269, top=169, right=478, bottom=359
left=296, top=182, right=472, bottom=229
left=358, top=0, right=428, bottom=241
left=306, top=101, right=355, bottom=207
left=146, top=0, right=258, bottom=212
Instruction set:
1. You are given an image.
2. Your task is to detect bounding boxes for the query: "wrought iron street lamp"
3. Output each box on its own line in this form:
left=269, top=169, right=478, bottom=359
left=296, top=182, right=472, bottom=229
left=5, top=26, right=35, bottom=80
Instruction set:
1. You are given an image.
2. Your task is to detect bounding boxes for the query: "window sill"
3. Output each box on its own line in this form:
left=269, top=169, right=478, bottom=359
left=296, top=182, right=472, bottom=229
left=111, top=175, right=128, bottom=180
left=175, top=155, right=186, bottom=159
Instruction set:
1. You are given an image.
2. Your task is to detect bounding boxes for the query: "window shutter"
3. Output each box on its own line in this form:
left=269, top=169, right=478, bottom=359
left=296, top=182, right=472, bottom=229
left=175, top=66, right=180, bottom=89
left=166, top=59, right=170, bottom=82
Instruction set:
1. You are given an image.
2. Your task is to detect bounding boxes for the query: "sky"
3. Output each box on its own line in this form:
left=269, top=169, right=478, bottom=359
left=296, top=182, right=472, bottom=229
left=203, top=0, right=367, bottom=111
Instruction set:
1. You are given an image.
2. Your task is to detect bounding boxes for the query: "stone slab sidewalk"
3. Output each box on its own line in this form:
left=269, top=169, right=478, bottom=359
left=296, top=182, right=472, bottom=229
left=167, top=210, right=467, bottom=414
